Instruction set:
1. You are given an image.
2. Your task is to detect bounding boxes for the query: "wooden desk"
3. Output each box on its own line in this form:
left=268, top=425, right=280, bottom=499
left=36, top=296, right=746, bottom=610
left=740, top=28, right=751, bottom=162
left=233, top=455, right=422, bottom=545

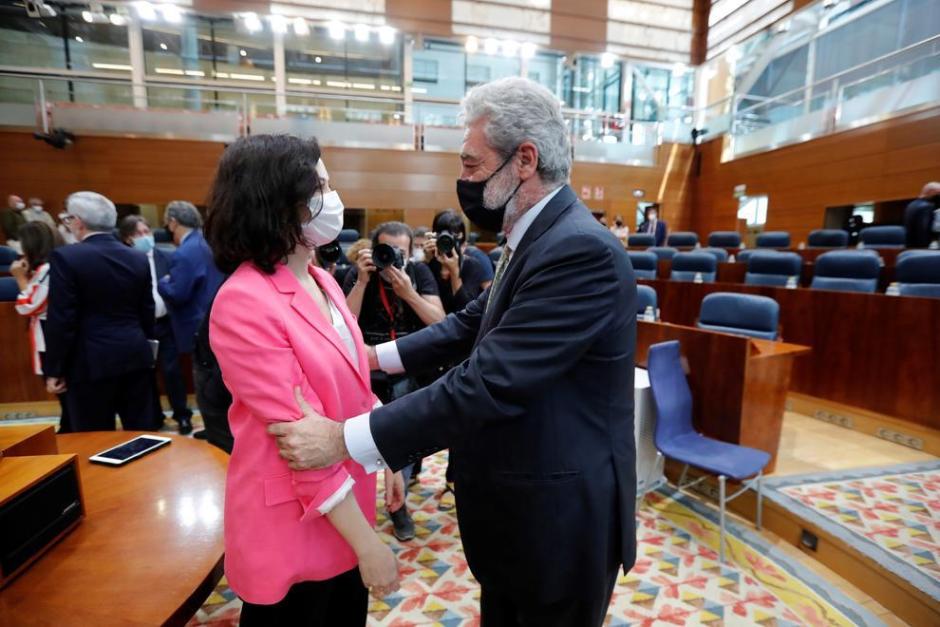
left=0, top=302, right=52, bottom=404
left=0, top=432, right=228, bottom=626
left=640, top=279, right=940, bottom=429
left=637, top=321, right=809, bottom=473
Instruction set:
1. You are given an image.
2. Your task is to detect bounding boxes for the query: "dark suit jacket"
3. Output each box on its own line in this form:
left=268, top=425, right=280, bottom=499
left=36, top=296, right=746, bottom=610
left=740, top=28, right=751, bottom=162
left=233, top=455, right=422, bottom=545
left=153, top=247, right=171, bottom=282
left=639, top=219, right=667, bottom=246
left=904, top=197, right=938, bottom=248
left=370, top=185, right=637, bottom=603
left=44, top=232, right=155, bottom=382
left=157, top=230, right=224, bottom=353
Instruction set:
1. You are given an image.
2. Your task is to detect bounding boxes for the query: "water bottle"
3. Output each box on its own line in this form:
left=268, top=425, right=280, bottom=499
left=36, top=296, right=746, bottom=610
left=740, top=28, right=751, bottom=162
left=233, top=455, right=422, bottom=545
left=786, top=275, right=798, bottom=289
left=886, top=282, right=900, bottom=296
left=797, top=242, right=806, bottom=250
left=929, top=240, right=939, bottom=250
left=693, top=272, right=704, bottom=284
left=644, top=305, right=656, bottom=322
left=728, top=254, right=736, bottom=263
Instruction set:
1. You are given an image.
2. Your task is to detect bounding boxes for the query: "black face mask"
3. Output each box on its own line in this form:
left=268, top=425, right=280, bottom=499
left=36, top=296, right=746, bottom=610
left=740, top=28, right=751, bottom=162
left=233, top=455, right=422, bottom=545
left=456, top=152, right=522, bottom=232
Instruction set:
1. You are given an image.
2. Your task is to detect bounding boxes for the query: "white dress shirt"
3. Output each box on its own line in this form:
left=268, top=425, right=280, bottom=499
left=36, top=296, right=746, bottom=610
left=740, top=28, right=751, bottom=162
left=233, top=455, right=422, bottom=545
left=343, top=185, right=564, bottom=473
left=147, top=251, right=168, bottom=319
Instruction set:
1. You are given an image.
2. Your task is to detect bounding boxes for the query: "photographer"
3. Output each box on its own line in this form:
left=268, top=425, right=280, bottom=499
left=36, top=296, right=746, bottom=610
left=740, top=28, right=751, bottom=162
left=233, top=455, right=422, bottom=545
left=424, top=210, right=489, bottom=317
left=342, top=222, right=444, bottom=541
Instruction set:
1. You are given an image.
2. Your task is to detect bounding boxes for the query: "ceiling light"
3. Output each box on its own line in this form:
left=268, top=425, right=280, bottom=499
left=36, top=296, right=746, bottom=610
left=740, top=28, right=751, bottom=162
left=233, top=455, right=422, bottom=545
left=159, top=42, right=167, bottom=51
left=293, top=17, right=309, bottom=36
left=109, top=13, right=127, bottom=26
left=328, top=21, right=345, bottom=40
left=501, top=40, right=519, bottom=57
left=601, top=52, right=616, bottom=69
left=315, top=56, right=322, bottom=63
left=520, top=42, right=536, bottom=59
left=134, top=2, right=156, bottom=21
left=268, top=14, right=287, bottom=34
left=82, top=10, right=93, bottom=22
left=243, top=12, right=262, bottom=33
left=465, top=36, right=479, bottom=54
left=75, top=36, right=84, bottom=43
left=483, top=38, right=499, bottom=55
left=161, top=4, right=182, bottom=23
left=92, top=63, right=132, bottom=71
left=378, top=26, right=395, bottom=45
left=354, top=24, right=369, bottom=42
left=239, top=49, right=247, bottom=57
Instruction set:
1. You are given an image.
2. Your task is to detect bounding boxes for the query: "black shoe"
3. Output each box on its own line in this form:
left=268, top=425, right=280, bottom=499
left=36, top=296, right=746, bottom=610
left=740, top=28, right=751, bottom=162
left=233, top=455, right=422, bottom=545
left=389, top=507, right=415, bottom=542
left=177, top=416, right=193, bottom=435
left=193, top=429, right=209, bottom=440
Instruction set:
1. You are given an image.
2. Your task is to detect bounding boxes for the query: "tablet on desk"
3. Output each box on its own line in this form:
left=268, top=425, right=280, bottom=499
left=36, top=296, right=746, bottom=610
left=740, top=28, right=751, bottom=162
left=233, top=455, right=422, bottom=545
left=89, top=435, right=172, bottom=466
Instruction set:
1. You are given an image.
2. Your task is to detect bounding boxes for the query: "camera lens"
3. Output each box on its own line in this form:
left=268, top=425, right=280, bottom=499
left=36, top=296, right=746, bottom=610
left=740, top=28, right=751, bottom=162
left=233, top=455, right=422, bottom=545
left=437, top=231, right=456, bottom=256
left=372, top=243, right=404, bottom=270
left=318, top=240, right=342, bottom=264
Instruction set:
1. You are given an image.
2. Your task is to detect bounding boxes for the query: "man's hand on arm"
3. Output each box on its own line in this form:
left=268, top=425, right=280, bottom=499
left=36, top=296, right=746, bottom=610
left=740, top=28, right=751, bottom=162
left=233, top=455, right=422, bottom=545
left=268, top=388, right=351, bottom=470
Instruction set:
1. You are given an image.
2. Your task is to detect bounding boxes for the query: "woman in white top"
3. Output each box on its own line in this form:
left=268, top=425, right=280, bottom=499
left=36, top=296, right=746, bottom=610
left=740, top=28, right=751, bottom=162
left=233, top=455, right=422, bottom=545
left=11, top=221, right=70, bottom=432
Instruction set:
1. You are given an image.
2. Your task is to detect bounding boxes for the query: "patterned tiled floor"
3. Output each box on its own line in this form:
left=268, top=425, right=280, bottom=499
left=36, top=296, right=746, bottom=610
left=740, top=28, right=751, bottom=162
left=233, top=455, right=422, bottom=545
left=189, top=452, right=880, bottom=626
left=768, top=461, right=940, bottom=604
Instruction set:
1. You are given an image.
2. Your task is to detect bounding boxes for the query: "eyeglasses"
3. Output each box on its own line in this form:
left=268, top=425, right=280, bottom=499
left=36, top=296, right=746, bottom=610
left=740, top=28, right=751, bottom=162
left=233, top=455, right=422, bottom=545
left=58, top=212, right=76, bottom=224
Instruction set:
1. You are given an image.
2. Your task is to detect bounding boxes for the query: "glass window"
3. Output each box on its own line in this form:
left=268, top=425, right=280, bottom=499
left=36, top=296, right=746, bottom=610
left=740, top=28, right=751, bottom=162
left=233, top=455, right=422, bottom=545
left=142, top=17, right=215, bottom=80
left=208, top=18, right=273, bottom=84
left=413, top=39, right=465, bottom=100
left=0, top=2, right=65, bottom=69
left=62, top=6, right=130, bottom=72
left=525, top=50, right=564, bottom=97
left=563, top=55, right=622, bottom=114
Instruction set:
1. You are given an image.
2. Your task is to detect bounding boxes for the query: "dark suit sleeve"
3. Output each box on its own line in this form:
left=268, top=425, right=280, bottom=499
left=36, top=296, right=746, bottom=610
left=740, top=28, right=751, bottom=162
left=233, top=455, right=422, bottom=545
left=140, top=258, right=156, bottom=340
left=395, top=289, right=487, bottom=374
left=158, top=245, right=200, bottom=306
left=42, top=249, right=79, bottom=378
left=371, top=235, right=620, bottom=471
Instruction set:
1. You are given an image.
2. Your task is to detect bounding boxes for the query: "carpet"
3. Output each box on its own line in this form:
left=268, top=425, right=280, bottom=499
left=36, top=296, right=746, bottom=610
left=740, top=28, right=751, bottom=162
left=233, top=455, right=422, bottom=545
left=190, top=451, right=881, bottom=626
left=765, top=460, right=940, bottom=605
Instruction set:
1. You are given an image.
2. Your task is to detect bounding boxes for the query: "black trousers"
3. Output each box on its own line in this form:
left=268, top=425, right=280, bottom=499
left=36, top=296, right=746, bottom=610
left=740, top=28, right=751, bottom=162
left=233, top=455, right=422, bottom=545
left=238, top=568, right=368, bottom=627
left=64, top=369, right=157, bottom=432
left=152, top=317, right=192, bottom=422
left=480, top=568, right=619, bottom=627
left=193, top=360, right=233, bottom=453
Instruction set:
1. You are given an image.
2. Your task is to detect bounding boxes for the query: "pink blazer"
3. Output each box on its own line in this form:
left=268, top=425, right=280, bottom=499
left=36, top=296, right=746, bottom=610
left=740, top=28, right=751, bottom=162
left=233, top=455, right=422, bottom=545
left=210, top=262, right=378, bottom=605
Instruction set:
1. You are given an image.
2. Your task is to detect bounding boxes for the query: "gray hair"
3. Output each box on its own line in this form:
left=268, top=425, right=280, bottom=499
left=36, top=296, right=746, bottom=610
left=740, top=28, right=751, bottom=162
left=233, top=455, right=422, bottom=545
left=165, top=200, right=202, bottom=229
left=460, top=77, right=571, bottom=185
left=66, top=191, right=117, bottom=232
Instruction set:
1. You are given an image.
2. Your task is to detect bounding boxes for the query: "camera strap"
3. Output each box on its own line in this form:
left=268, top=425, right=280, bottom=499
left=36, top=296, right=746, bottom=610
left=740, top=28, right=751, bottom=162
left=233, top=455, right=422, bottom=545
left=378, top=282, right=398, bottom=340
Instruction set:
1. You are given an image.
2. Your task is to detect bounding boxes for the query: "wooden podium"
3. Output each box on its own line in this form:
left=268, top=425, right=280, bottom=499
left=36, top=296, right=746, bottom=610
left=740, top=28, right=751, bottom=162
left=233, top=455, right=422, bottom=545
left=637, top=321, right=810, bottom=473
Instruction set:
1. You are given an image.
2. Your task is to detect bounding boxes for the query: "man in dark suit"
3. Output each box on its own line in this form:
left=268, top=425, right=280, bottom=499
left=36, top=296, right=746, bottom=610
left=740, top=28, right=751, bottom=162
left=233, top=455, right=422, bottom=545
left=903, top=182, right=940, bottom=248
left=270, top=77, right=637, bottom=625
left=638, top=204, right=667, bottom=246
left=44, top=192, right=157, bottom=431
left=119, top=214, right=193, bottom=433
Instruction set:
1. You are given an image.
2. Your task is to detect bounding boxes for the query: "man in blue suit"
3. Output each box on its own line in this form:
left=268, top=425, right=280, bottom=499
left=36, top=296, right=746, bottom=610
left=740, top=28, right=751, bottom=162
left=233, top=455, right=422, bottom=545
left=158, top=201, right=224, bottom=433
left=270, top=78, right=638, bottom=625
left=638, top=204, right=668, bottom=246
left=44, top=192, right=157, bottom=432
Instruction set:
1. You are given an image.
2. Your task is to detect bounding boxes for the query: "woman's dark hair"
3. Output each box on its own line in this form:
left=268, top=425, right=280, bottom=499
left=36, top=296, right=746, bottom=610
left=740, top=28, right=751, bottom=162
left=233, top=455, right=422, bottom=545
left=118, top=214, right=148, bottom=245
left=204, top=134, right=322, bottom=274
left=18, top=221, right=62, bottom=271
left=432, top=210, right=466, bottom=241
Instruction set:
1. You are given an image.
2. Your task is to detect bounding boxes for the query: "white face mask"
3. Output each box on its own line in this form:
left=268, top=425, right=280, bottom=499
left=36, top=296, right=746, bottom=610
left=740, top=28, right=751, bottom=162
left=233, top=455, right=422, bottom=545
left=412, top=247, right=426, bottom=263
left=302, top=191, right=344, bottom=248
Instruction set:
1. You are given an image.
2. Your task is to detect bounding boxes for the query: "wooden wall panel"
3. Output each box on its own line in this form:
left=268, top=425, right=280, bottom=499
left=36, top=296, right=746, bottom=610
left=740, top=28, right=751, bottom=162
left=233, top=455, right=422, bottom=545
left=691, top=106, right=940, bottom=245
left=0, top=132, right=695, bottom=238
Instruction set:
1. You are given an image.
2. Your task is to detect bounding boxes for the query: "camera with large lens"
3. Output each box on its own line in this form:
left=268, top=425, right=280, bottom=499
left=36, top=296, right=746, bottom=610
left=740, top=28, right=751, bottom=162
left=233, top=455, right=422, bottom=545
left=317, top=240, right=342, bottom=265
left=372, top=243, right=404, bottom=270
left=436, top=231, right=458, bottom=256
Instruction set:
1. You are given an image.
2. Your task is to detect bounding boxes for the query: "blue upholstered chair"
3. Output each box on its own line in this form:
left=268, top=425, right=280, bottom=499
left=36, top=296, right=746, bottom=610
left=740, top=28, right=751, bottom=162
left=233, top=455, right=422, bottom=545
left=667, top=231, right=699, bottom=248
left=697, top=292, right=780, bottom=340
left=628, top=251, right=658, bottom=280
left=0, top=245, right=20, bottom=273
left=636, top=284, right=658, bottom=317
left=895, top=252, right=940, bottom=298
left=859, top=225, right=905, bottom=249
left=699, top=247, right=729, bottom=263
left=735, top=249, right=756, bottom=264
left=489, top=247, right=503, bottom=265
left=648, top=246, right=679, bottom=261
left=897, top=249, right=936, bottom=263
left=755, top=231, right=791, bottom=248
left=670, top=252, right=717, bottom=282
left=811, top=250, right=881, bottom=293
left=807, top=229, right=849, bottom=248
left=628, top=233, right=656, bottom=247
left=707, top=231, right=742, bottom=248
left=647, top=340, right=770, bottom=562
left=0, top=276, right=19, bottom=302
left=744, top=251, right=802, bottom=287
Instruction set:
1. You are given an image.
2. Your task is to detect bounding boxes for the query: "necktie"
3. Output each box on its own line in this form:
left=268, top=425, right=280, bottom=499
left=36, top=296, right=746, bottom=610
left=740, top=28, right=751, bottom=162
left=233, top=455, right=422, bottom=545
left=486, top=244, right=512, bottom=312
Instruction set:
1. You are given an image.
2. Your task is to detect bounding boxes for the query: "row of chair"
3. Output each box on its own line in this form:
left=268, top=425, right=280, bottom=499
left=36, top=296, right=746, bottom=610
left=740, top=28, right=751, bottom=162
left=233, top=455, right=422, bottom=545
left=627, top=226, right=909, bottom=250
left=636, top=286, right=780, bottom=341
left=628, top=249, right=940, bottom=297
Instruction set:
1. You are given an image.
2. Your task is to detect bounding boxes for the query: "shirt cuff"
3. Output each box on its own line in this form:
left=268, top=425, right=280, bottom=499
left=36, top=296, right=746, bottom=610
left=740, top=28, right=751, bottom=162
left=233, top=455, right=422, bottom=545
left=316, top=476, right=356, bottom=515
left=375, top=341, right=405, bottom=374
left=343, top=411, right=388, bottom=474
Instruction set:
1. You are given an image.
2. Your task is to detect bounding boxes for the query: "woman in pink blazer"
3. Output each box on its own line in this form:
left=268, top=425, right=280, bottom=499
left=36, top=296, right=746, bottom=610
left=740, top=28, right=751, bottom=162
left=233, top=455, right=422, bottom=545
left=205, top=135, right=402, bottom=625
